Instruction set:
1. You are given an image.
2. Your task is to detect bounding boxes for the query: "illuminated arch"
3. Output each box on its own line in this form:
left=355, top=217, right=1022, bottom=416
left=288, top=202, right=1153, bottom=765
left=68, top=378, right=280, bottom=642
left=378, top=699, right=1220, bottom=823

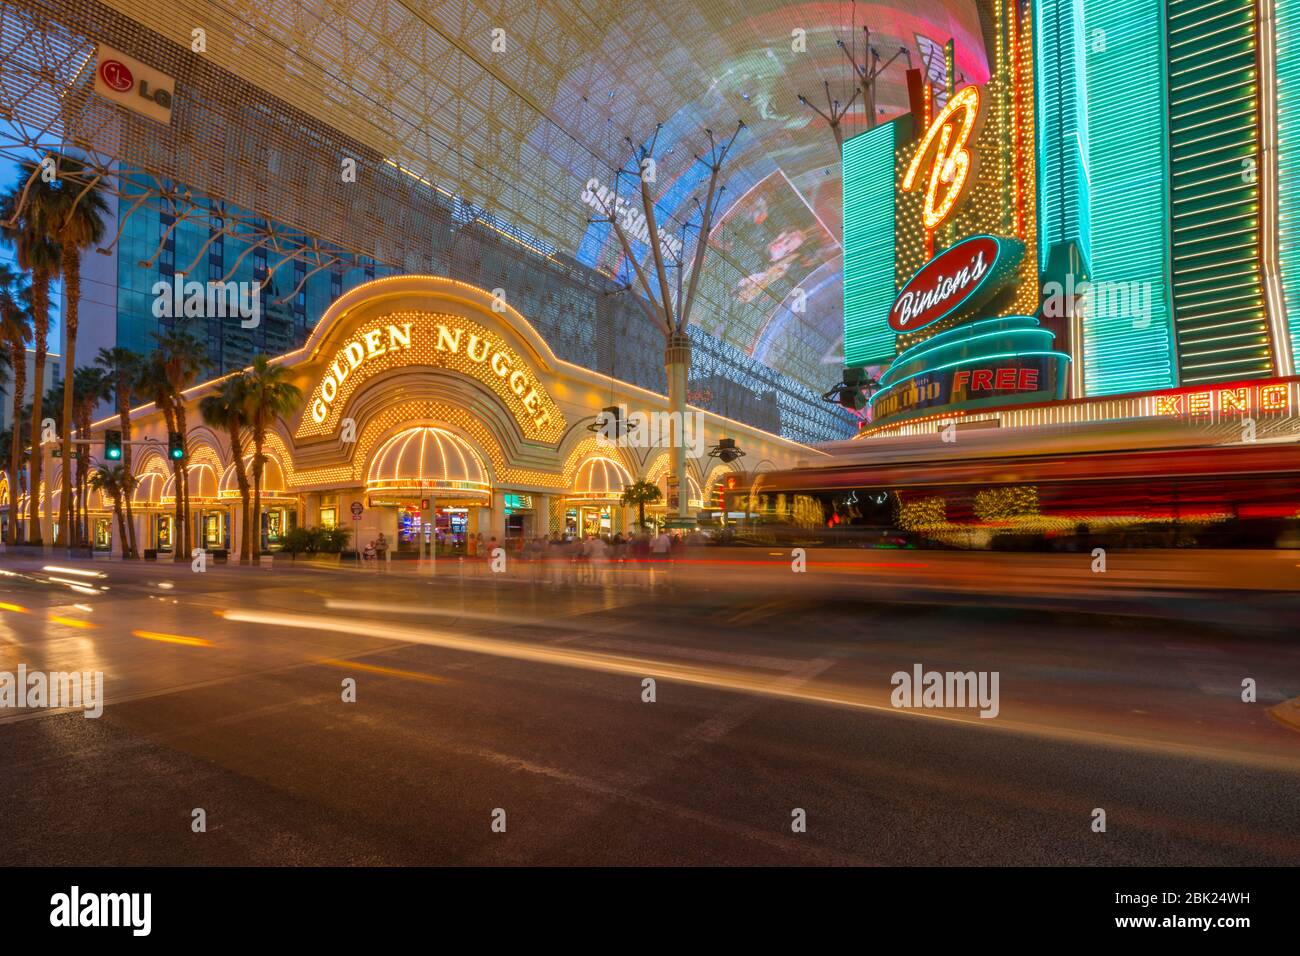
left=560, top=436, right=636, bottom=487
left=132, top=472, right=167, bottom=510
left=161, top=463, right=220, bottom=505
left=567, top=456, right=633, bottom=504
left=220, top=453, right=295, bottom=503
left=365, top=426, right=491, bottom=500
left=293, top=276, right=566, bottom=443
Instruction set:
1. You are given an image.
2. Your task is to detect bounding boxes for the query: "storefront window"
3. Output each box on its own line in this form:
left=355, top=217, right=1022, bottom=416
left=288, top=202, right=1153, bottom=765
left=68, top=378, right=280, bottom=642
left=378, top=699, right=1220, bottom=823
left=203, top=512, right=224, bottom=549
left=156, top=515, right=173, bottom=552
left=261, top=507, right=295, bottom=551
left=94, top=518, right=111, bottom=551
left=320, top=494, right=338, bottom=529
left=565, top=506, right=613, bottom=538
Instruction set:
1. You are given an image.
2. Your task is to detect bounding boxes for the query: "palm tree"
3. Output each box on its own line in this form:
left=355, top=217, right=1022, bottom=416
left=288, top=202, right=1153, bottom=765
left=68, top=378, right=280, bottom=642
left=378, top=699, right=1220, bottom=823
left=72, top=365, right=111, bottom=546
left=96, top=347, right=141, bottom=557
left=46, top=156, right=110, bottom=548
left=136, top=350, right=182, bottom=560
left=241, top=356, right=301, bottom=556
left=621, top=479, right=662, bottom=533
left=88, top=463, right=129, bottom=559
left=199, top=374, right=253, bottom=563
left=148, top=326, right=206, bottom=560
left=0, top=264, right=32, bottom=546
left=1, top=160, right=62, bottom=545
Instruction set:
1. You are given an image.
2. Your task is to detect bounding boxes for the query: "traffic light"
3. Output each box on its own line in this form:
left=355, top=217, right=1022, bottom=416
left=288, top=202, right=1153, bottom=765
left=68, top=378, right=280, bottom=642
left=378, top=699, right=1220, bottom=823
left=104, top=429, right=122, bottom=461
left=168, top=431, right=185, bottom=461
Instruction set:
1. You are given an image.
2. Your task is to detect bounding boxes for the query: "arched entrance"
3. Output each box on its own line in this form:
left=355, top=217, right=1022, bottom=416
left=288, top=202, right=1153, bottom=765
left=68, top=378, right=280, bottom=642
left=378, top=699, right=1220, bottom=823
left=365, top=425, right=492, bottom=557
left=220, top=453, right=297, bottom=552
left=566, top=456, right=632, bottom=538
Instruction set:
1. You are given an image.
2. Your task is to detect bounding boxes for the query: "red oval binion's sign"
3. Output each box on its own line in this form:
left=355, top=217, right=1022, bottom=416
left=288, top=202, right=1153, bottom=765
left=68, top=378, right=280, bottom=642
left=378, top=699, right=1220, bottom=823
left=889, top=235, right=1002, bottom=334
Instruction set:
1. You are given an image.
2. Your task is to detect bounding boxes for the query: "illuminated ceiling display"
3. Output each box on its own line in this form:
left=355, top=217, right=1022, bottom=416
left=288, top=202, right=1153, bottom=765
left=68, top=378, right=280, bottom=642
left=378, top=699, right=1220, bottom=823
left=70, top=0, right=987, bottom=390
left=297, top=313, right=566, bottom=443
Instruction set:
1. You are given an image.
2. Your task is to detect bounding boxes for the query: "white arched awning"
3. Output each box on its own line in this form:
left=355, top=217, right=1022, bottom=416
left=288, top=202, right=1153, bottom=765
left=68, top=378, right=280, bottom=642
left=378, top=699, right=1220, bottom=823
left=567, top=456, right=633, bottom=504
left=365, top=426, right=491, bottom=500
left=161, top=463, right=220, bottom=505
left=220, top=454, right=295, bottom=503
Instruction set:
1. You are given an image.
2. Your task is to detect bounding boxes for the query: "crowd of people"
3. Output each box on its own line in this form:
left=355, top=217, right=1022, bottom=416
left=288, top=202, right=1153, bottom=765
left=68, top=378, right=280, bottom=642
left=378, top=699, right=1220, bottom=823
left=359, top=528, right=707, bottom=583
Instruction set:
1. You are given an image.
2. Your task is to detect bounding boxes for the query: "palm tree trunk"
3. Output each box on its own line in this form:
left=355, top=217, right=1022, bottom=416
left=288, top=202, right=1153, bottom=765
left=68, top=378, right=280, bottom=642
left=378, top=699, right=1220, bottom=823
left=228, top=426, right=251, bottom=565
left=57, top=244, right=80, bottom=549
left=119, top=393, right=137, bottom=558
left=253, top=435, right=264, bottom=557
left=113, top=496, right=127, bottom=559
left=7, top=342, right=23, bottom=547
left=177, top=406, right=191, bottom=556
left=27, top=267, right=48, bottom=545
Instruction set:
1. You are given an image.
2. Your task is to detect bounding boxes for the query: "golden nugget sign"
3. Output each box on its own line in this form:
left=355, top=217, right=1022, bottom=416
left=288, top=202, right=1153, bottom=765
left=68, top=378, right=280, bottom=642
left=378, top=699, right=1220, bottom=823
left=301, top=314, right=565, bottom=441
left=310, top=322, right=413, bottom=423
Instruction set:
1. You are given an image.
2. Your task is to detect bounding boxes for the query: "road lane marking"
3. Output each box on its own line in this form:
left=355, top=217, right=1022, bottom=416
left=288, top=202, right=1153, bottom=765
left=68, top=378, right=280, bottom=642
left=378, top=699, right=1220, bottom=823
left=219, top=607, right=1300, bottom=773
left=49, top=616, right=97, bottom=629
left=133, top=630, right=214, bottom=648
left=316, top=657, right=449, bottom=685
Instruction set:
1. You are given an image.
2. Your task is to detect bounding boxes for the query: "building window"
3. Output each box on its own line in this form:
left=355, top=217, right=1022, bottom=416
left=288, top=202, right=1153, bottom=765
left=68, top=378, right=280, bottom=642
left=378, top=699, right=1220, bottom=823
left=320, top=494, right=338, bottom=528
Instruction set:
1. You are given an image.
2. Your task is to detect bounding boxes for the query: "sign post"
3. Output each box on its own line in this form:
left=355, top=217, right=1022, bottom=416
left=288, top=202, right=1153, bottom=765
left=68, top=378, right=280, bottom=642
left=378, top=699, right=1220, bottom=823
left=350, top=501, right=363, bottom=565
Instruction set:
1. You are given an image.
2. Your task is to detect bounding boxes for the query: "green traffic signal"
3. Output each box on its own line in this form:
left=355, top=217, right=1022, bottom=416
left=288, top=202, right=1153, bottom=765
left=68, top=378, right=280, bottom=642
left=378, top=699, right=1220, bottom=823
left=104, top=429, right=123, bottom=460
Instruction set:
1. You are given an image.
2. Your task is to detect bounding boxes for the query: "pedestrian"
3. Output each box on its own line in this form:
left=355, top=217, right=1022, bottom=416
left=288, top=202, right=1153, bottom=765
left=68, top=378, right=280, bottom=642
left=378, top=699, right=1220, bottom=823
left=587, top=534, right=609, bottom=585
left=363, top=540, right=377, bottom=566
left=375, top=532, right=388, bottom=570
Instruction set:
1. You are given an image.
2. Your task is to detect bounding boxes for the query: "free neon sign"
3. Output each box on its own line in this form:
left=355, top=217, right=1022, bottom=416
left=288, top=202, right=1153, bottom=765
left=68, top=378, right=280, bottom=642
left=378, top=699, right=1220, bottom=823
left=902, top=84, right=981, bottom=230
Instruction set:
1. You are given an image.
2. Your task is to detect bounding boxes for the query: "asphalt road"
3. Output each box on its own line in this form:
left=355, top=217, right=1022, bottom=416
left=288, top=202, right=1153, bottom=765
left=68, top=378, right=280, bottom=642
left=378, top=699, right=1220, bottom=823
left=0, top=551, right=1297, bottom=865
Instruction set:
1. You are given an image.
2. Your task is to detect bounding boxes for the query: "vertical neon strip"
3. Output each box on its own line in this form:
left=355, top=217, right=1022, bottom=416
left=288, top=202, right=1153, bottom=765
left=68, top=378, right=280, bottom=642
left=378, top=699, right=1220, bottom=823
left=1081, top=0, right=1177, bottom=395
left=1277, top=0, right=1300, bottom=363
left=1034, top=0, right=1092, bottom=271
left=1167, top=0, right=1271, bottom=385
left=842, top=121, right=900, bottom=368
left=1260, top=0, right=1294, bottom=375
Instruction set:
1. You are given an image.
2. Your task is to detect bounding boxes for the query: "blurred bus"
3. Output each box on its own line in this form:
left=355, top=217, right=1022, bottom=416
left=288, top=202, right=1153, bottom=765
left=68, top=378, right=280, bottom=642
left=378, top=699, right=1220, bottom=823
left=720, top=420, right=1300, bottom=551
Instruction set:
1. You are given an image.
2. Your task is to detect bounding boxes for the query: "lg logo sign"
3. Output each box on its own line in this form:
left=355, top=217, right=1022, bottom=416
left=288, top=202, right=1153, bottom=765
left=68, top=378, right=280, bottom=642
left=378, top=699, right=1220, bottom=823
left=98, top=59, right=133, bottom=93
left=93, top=44, right=174, bottom=124
left=98, top=57, right=172, bottom=109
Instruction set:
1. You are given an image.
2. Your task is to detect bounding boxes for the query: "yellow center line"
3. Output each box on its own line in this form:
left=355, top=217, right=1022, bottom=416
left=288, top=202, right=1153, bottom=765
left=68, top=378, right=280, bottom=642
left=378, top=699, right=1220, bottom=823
left=50, top=616, right=97, bottom=629
left=133, top=630, right=215, bottom=648
left=316, top=657, right=450, bottom=685
left=0, top=602, right=30, bottom=613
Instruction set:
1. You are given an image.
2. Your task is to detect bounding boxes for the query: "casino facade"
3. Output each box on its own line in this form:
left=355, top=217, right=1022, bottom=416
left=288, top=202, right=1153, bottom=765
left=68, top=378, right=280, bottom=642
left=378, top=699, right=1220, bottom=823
left=8, top=277, right=819, bottom=556
left=838, top=0, right=1300, bottom=443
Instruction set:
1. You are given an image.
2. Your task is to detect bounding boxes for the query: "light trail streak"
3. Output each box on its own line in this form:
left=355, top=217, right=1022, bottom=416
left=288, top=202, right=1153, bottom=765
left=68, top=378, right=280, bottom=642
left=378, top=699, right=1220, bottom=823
left=221, top=607, right=1300, bottom=772
left=41, top=566, right=107, bottom=579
